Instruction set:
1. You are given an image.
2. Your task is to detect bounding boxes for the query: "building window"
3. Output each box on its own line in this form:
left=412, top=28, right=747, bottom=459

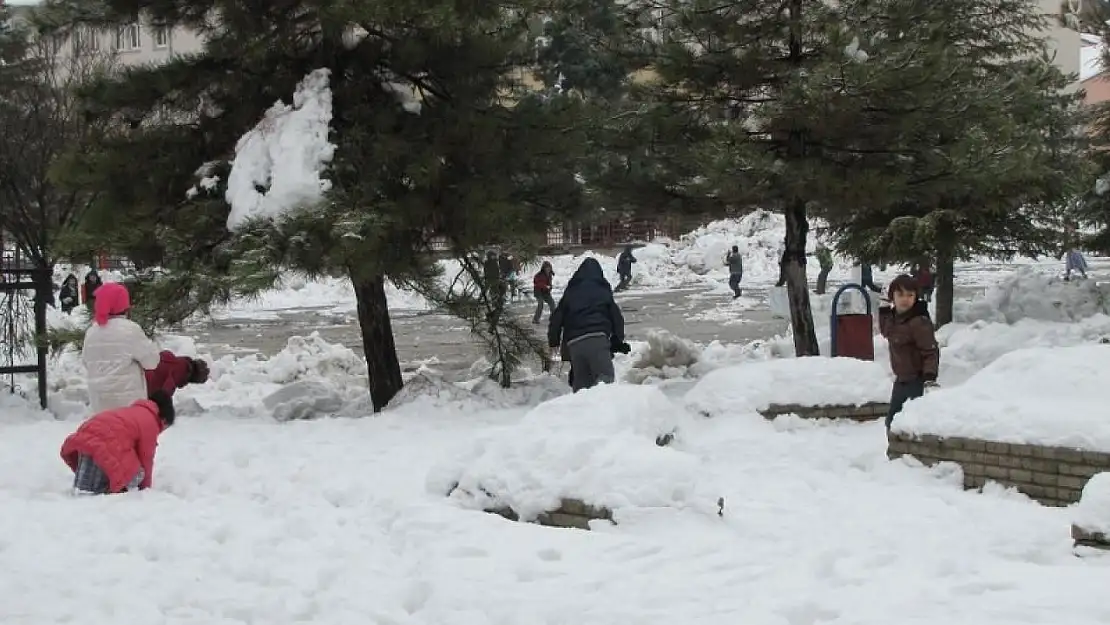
left=115, top=23, right=141, bottom=52
left=73, top=28, right=101, bottom=55
left=154, top=27, right=169, bottom=48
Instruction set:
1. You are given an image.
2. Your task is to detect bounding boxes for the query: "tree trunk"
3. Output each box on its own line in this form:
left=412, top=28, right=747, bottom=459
left=351, top=273, right=403, bottom=412
left=934, top=243, right=955, bottom=329
left=784, top=200, right=820, bottom=356
left=781, top=0, right=818, bottom=356
left=33, top=265, right=50, bottom=409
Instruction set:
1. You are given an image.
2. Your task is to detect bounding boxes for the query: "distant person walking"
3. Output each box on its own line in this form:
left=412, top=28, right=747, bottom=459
left=815, top=244, right=833, bottom=295
left=1065, top=249, right=1088, bottom=281
left=548, top=258, right=628, bottom=392
left=532, top=260, right=556, bottom=324
left=910, top=258, right=934, bottom=302
left=725, top=245, right=744, bottom=298
left=614, top=245, right=636, bottom=293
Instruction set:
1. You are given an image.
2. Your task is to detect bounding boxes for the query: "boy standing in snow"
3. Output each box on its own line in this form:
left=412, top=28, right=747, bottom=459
left=878, top=274, right=940, bottom=430
left=725, top=245, right=743, bottom=298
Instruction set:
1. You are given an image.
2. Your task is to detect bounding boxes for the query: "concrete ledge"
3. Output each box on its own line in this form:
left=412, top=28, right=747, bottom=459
left=887, top=432, right=1110, bottom=506
left=485, top=498, right=615, bottom=530
left=759, top=402, right=889, bottom=422
left=1072, top=525, right=1110, bottom=551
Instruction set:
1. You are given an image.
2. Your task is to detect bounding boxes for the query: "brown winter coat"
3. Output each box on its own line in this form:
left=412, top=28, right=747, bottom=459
left=879, top=301, right=940, bottom=383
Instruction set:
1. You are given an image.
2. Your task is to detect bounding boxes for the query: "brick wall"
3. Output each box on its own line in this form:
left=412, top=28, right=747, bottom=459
left=759, top=402, right=889, bottom=422
left=888, top=433, right=1110, bottom=506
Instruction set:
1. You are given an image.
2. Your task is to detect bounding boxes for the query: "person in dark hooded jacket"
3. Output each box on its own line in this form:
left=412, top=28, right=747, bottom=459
left=615, top=245, right=636, bottom=292
left=59, top=274, right=80, bottom=314
left=548, top=258, right=627, bottom=392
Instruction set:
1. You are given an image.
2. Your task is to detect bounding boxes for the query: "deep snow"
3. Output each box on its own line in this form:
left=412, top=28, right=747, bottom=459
left=3, top=218, right=1110, bottom=624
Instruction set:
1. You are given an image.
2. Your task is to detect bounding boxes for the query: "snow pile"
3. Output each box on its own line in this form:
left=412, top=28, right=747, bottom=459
left=623, top=329, right=704, bottom=383
left=36, top=331, right=371, bottom=420
left=225, top=68, right=336, bottom=231
left=893, top=345, right=1109, bottom=450
left=523, top=210, right=854, bottom=293
left=387, top=369, right=568, bottom=412
left=930, top=315, right=1110, bottom=387
left=958, top=268, right=1110, bottom=324
left=0, top=391, right=56, bottom=424
left=215, top=273, right=431, bottom=319
left=430, top=384, right=719, bottom=521
left=1073, top=473, right=1110, bottom=536
left=685, top=356, right=893, bottom=417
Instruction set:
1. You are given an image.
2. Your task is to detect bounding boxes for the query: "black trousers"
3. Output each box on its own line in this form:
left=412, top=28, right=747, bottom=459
left=886, top=378, right=925, bottom=429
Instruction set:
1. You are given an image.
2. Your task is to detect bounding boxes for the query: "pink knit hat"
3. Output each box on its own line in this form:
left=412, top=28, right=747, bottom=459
left=93, top=282, right=131, bottom=326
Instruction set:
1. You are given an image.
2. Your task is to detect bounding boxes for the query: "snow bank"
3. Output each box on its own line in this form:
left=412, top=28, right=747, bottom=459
left=430, top=384, right=719, bottom=521
left=387, top=369, right=569, bottom=412
left=1074, top=473, right=1110, bottom=536
left=214, top=273, right=430, bottom=318
left=930, top=315, right=1110, bottom=387
left=226, top=68, right=336, bottom=231
left=957, top=268, right=1110, bottom=324
left=685, top=356, right=892, bottom=416
left=893, top=345, right=1110, bottom=451
left=36, top=331, right=371, bottom=420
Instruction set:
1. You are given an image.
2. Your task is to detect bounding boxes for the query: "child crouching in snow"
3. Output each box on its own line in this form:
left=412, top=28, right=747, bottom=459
left=145, top=350, right=210, bottom=397
left=60, top=390, right=176, bottom=495
left=878, top=274, right=940, bottom=430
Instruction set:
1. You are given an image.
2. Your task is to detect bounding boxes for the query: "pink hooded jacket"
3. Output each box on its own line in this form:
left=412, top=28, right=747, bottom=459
left=93, top=282, right=130, bottom=326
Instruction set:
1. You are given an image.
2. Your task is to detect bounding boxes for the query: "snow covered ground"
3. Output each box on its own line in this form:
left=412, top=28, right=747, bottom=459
left=5, top=218, right=1110, bottom=624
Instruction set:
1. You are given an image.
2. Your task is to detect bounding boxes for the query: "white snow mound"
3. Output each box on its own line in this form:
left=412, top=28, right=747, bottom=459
left=958, top=267, right=1110, bottom=324
left=893, top=345, right=1110, bottom=451
left=1074, top=472, right=1110, bottom=536
left=430, top=384, right=718, bottom=521
left=226, top=68, right=336, bottom=231
left=685, top=356, right=893, bottom=416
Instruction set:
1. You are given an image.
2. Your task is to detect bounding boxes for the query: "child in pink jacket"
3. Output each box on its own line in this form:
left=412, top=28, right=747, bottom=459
left=60, top=390, right=176, bottom=495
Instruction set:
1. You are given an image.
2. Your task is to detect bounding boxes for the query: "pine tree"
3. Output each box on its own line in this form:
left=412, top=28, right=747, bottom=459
left=820, top=0, right=1086, bottom=327
left=51, top=0, right=592, bottom=409
left=617, top=0, right=959, bottom=355
left=1073, top=3, right=1110, bottom=254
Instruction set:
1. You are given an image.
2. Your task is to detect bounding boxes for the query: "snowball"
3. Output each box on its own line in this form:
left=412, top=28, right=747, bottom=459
left=685, top=356, right=893, bottom=416
left=431, top=384, right=719, bottom=521
left=892, top=345, right=1110, bottom=451
left=1074, top=473, right=1110, bottom=535
left=226, top=68, right=336, bottom=231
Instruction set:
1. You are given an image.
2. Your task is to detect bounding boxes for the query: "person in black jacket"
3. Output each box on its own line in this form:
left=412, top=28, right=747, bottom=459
left=614, top=245, right=636, bottom=292
left=59, top=274, right=80, bottom=314
left=548, top=258, right=627, bottom=392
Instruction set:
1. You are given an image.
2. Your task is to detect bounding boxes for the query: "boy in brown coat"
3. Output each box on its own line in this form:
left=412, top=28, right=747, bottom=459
left=878, top=274, right=940, bottom=429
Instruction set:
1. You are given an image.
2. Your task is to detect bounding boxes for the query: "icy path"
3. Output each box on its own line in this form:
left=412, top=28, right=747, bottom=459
left=3, top=407, right=1108, bottom=624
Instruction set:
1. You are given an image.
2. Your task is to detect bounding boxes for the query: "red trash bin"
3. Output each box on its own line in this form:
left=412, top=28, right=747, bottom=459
left=830, top=285, right=875, bottom=361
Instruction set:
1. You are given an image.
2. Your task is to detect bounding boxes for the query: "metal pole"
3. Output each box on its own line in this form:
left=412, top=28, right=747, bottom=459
left=34, top=267, right=48, bottom=410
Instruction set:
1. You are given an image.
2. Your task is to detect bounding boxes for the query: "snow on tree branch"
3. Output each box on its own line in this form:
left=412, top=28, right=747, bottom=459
left=225, top=68, right=336, bottom=232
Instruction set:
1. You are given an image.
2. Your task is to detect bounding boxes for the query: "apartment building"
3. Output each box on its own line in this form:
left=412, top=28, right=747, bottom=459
left=9, top=5, right=203, bottom=65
